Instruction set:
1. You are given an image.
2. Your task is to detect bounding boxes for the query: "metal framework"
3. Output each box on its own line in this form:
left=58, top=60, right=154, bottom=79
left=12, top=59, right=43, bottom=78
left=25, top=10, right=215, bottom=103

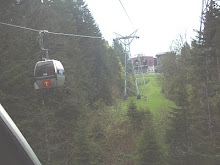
left=135, top=54, right=146, bottom=85
left=200, top=0, right=211, bottom=34
left=115, top=30, right=140, bottom=99
left=199, top=0, right=219, bottom=39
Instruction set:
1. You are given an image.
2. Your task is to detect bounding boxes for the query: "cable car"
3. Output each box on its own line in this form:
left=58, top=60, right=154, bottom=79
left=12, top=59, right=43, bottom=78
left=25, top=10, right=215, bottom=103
left=34, top=60, right=65, bottom=89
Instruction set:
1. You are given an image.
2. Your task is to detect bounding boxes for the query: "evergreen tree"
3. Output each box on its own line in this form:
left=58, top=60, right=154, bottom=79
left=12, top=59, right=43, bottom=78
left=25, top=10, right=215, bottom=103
left=137, top=110, right=161, bottom=165
left=161, top=2, right=220, bottom=164
left=127, top=100, right=145, bottom=130
left=74, top=120, right=102, bottom=165
left=189, top=1, right=220, bottom=163
left=0, top=0, right=123, bottom=164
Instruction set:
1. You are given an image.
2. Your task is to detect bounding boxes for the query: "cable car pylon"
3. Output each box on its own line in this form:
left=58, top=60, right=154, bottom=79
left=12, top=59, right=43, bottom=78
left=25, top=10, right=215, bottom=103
left=135, top=54, right=146, bottom=85
left=114, top=30, right=141, bottom=99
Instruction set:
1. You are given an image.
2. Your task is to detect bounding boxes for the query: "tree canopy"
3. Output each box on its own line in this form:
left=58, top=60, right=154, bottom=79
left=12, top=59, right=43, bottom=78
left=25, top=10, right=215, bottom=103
left=160, top=1, right=220, bottom=164
left=0, top=0, right=124, bottom=164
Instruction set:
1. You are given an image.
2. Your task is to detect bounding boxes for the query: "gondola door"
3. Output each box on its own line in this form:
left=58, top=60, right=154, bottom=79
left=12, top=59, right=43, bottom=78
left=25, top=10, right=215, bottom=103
left=34, top=60, right=57, bottom=89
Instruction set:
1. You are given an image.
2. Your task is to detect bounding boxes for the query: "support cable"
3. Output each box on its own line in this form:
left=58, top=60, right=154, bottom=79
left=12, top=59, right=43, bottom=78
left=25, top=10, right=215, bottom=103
left=0, top=21, right=103, bottom=39
left=118, top=0, right=133, bottom=27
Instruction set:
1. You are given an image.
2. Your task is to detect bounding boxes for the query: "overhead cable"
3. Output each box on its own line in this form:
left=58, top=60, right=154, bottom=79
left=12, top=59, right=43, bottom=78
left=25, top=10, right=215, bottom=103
left=118, top=0, right=133, bottom=27
left=0, top=21, right=39, bottom=32
left=0, top=21, right=103, bottom=39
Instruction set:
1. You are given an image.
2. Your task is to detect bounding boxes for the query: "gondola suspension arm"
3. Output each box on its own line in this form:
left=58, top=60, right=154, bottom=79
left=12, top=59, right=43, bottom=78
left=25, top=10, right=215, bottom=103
left=38, top=30, right=49, bottom=60
left=38, top=30, right=48, bottom=105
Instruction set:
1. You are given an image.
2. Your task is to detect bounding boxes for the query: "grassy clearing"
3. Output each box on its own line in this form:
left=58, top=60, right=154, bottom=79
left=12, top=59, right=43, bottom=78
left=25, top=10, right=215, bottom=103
left=97, top=74, right=176, bottom=164
left=119, top=74, right=176, bottom=116
left=118, top=74, right=176, bottom=161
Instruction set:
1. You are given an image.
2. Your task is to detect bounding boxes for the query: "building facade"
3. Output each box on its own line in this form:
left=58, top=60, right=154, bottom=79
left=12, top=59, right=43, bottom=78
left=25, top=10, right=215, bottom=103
left=132, top=56, right=155, bottom=74
left=131, top=52, right=167, bottom=74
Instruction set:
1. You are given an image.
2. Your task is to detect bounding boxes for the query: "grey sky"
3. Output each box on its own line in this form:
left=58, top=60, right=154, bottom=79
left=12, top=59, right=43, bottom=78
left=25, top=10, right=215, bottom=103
left=85, top=0, right=202, bottom=57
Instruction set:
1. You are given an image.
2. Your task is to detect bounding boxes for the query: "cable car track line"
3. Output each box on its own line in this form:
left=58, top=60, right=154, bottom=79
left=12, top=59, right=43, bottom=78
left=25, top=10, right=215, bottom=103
left=0, top=21, right=39, bottom=32
left=0, top=21, right=103, bottom=39
left=118, top=0, right=133, bottom=27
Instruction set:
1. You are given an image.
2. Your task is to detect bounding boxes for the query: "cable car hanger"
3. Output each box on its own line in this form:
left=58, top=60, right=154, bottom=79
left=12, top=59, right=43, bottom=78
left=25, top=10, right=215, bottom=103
left=38, top=30, right=49, bottom=60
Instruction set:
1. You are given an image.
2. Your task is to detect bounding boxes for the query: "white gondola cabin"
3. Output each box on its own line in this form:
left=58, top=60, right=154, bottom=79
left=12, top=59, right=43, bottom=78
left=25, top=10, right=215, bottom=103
left=34, top=60, right=65, bottom=89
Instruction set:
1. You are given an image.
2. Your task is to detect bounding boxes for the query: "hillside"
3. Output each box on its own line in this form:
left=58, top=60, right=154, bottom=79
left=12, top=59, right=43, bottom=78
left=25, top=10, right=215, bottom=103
left=121, top=74, right=176, bottom=114
left=89, top=74, right=176, bottom=165
left=0, top=1, right=124, bottom=164
left=1, top=1, right=219, bottom=165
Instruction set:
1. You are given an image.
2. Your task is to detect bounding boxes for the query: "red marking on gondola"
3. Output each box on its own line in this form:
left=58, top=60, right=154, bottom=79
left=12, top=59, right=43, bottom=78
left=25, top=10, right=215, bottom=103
left=42, top=80, right=51, bottom=87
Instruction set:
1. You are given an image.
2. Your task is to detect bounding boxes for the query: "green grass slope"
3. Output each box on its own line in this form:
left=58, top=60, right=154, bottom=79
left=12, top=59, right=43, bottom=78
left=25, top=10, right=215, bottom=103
left=119, top=74, right=177, bottom=163
left=93, top=74, right=176, bottom=164
left=120, top=74, right=176, bottom=116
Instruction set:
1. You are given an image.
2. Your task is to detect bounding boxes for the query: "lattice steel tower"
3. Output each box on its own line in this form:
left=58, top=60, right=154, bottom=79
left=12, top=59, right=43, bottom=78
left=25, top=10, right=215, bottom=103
left=135, top=54, right=146, bottom=85
left=115, top=30, right=140, bottom=99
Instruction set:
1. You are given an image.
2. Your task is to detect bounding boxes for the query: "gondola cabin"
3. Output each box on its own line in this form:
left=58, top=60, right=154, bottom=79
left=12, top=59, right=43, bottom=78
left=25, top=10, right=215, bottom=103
left=34, top=60, right=65, bottom=89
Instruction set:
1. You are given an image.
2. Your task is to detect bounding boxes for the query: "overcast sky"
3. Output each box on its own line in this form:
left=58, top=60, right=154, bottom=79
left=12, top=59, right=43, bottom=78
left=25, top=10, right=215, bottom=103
left=85, top=0, right=202, bottom=57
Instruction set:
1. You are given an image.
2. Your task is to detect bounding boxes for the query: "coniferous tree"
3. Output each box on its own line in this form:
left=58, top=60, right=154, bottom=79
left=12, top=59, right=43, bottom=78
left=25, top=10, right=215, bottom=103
left=137, top=110, right=161, bottom=165
left=127, top=100, right=145, bottom=130
left=189, top=2, right=220, bottom=163
left=0, top=0, right=123, bottom=164
left=74, top=120, right=102, bottom=165
left=161, top=2, right=220, bottom=164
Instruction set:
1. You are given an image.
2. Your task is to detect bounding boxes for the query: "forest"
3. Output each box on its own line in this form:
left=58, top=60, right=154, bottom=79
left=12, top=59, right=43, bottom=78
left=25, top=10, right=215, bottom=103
left=159, top=1, right=220, bottom=164
left=0, top=0, right=219, bottom=165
